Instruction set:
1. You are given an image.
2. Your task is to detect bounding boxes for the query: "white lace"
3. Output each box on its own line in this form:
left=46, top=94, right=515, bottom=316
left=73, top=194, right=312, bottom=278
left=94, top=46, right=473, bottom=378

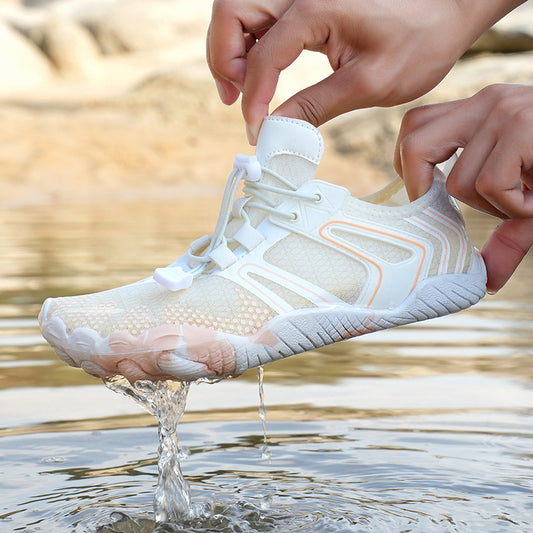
left=154, top=154, right=319, bottom=290
left=190, top=154, right=318, bottom=265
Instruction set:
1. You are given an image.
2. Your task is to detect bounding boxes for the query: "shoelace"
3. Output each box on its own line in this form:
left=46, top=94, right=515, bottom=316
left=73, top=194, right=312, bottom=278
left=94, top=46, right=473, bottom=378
left=154, top=154, right=320, bottom=291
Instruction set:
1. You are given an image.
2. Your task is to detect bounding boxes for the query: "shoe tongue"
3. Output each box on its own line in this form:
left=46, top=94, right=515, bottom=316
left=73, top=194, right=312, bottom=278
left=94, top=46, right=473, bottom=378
left=255, top=116, right=324, bottom=190
left=227, top=117, right=325, bottom=237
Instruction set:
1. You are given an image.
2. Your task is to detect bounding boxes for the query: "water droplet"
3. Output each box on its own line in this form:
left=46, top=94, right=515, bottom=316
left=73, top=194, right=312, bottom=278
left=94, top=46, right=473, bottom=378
left=257, top=366, right=271, bottom=460
left=261, top=447, right=272, bottom=461
left=178, top=445, right=190, bottom=460
left=260, top=494, right=273, bottom=510
left=40, top=456, right=66, bottom=464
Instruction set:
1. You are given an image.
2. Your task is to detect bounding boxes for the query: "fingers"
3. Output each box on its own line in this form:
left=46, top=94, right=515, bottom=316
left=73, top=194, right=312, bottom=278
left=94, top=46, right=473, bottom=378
left=240, top=0, right=385, bottom=143
left=207, top=0, right=293, bottom=109
left=398, top=84, right=533, bottom=292
left=473, top=117, right=533, bottom=218
left=209, top=31, right=256, bottom=105
left=397, top=99, right=478, bottom=201
left=206, top=4, right=248, bottom=98
left=482, top=218, right=533, bottom=293
left=241, top=6, right=315, bottom=143
left=449, top=89, right=533, bottom=219
left=270, top=57, right=393, bottom=130
left=445, top=117, right=506, bottom=218
left=397, top=85, right=533, bottom=219
left=394, top=100, right=465, bottom=181
left=239, top=0, right=468, bottom=143
left=213, top=79, right=242, bottom=106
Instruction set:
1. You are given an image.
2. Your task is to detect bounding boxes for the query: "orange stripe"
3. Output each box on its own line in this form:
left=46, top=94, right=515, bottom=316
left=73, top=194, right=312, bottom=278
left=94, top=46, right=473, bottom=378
left=319, top=220, right=426, bottom=306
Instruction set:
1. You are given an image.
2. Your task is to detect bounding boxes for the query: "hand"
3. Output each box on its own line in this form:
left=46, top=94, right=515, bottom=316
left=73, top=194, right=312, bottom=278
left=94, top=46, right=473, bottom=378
left=207, top=0, right=523, bottom=144
left=394, top=83, right=533, bottom=293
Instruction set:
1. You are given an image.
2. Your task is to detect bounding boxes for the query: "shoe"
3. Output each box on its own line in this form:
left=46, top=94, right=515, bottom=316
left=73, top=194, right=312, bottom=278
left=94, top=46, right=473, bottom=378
left=39, top=116, right=487, bottom=382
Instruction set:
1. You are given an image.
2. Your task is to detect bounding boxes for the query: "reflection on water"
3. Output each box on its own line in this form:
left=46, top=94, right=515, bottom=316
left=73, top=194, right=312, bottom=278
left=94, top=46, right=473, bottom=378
left=0, top=196, right=531, bottom=532
left=2, top=417, right=533, bottom=532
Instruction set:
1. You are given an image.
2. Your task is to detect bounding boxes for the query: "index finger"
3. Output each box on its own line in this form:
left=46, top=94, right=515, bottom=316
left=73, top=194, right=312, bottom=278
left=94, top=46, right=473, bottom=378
left=241, top=11, right=310, bottom=142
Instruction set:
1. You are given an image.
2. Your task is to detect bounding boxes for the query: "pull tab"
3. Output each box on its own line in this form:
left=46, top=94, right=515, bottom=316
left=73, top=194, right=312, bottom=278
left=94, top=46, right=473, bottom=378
left=153, top=266, right=193, bottom=291
left=233, top=154, right=262, bottom=182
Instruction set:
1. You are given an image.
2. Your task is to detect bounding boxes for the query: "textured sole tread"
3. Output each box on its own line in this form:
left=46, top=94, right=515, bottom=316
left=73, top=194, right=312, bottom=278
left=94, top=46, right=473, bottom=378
left=43, top=270, right=487, bottom=381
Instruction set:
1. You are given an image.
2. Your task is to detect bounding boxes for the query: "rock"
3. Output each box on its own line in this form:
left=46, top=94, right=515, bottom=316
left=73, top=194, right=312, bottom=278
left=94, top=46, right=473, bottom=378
left=0, top=0, right=210, bottom=56
left=45, top=0, right=132, bottom=23
left=0, top=21, right=54, bottom=95
left=83, top=0, right=205, bottom=54
left=34, top=17, right=101, bottom=78
left=471, top=28, right=533, bottom=54
left=0, top=72, right=386, bottom=207
left=434, top=52, right=533, bottom=100
left=326, top=52, right=533, bottom=175
left=471, top=2, right=533, bottom=54
left=0, top=1, right=49, bottom=30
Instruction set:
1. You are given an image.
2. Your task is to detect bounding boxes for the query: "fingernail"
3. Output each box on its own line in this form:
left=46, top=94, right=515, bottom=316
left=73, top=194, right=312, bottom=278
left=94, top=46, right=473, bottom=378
left=246, top=122, right=259, bottom=145
left=487, top=288, right=497, bottom=296
left=215, top=80, right=227, bottom=101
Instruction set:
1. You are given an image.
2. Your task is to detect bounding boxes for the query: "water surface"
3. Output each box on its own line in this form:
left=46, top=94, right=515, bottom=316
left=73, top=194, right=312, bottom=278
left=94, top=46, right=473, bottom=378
left=0, top=196, right=531, bottom=532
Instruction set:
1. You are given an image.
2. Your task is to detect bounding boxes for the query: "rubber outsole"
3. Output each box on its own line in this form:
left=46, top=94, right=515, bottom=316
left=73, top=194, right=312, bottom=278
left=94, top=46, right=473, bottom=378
left=40, top=268, right=487, bottom=383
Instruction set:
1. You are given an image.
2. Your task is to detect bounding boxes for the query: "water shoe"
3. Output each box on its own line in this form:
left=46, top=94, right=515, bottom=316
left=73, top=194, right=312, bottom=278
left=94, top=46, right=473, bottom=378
left=39, top=117, right=487, bottom=382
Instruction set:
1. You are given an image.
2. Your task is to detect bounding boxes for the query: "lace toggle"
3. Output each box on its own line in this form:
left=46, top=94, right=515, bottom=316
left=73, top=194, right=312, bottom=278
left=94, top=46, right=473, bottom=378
left=233, top=154, right=262, bottom=182
left=153, top=266, right=193, bottom=291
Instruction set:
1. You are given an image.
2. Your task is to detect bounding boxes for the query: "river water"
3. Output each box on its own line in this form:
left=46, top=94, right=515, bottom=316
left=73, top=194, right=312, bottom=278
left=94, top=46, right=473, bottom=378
left=0, top=195, right=532, bottom=532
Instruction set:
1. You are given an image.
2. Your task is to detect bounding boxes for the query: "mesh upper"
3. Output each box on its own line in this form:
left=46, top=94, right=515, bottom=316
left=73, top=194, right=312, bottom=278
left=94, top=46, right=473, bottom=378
left=264, top=233, right=366, bottom=304
left=47, top=275, right=276, bottom=337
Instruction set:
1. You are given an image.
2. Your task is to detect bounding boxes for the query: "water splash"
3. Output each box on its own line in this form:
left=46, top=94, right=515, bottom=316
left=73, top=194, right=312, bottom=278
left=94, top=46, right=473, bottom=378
left=105, top=377, right=209, bottom=522
left=103, top=370, right=274, bottom=525
left=257, top=366, right=271, bottom=461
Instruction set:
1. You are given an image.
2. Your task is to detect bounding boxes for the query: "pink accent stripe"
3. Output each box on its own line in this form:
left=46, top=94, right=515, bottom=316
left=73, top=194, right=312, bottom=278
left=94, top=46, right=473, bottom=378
left=237, top=264, right=291, bottom=312
left=426, top=208, right=466, bottom=272
left=410, top=217, right=449, bottom=275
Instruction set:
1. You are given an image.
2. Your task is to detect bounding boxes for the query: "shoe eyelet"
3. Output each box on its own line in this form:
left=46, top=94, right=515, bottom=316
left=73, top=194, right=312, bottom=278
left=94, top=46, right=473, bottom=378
left=314, top=192, right=322, bottom=202
left=291, top=211, right=299, bottom=221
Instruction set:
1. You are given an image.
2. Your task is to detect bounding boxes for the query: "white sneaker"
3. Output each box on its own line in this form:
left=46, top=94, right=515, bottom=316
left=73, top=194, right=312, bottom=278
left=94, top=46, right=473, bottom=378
left=39, top=117, right=486, bottom=382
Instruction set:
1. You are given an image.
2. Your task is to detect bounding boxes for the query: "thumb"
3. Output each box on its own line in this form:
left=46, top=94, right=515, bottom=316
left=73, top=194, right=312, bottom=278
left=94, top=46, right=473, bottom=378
left=481, top=218, right=533, bottom=293
left=272, top=61, right=383, bottom=128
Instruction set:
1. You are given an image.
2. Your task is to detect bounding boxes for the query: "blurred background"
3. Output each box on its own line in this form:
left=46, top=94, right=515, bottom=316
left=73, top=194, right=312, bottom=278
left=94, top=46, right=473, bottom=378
left=0, top=0, right=532, bottom=207
left=0, top=2, right=532, bottom=532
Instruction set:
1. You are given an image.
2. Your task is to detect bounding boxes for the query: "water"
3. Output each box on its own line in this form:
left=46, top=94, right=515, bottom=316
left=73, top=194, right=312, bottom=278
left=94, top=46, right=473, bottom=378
left=257, top=366, right=271, bottom=462
left=0, top=196, right=532, bottom=532
left=102, top=369, right=270, bottom=523
left=104, top=377, right=206, bottom=523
